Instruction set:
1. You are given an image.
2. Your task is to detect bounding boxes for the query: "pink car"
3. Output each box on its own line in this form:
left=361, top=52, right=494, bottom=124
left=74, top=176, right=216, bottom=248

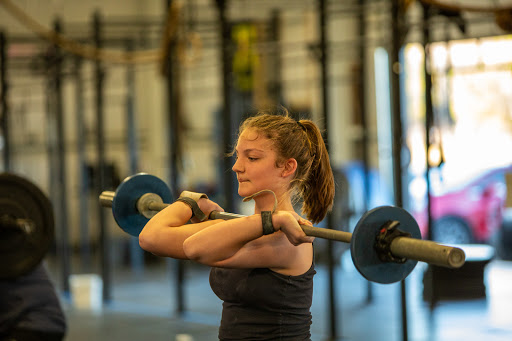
left=413, top=168, right=508, bottom=244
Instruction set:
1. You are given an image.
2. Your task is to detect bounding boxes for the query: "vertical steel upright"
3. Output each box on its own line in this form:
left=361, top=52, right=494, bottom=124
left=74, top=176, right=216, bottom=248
left=216, top=0, right=236, bottom=214
left=357, top=0, right=373, bottom=304
left=93, top=11, right=111, bottom=302
left=164, top=0, right=185, bottom=315
left=268, top=10, right=283, bottom=105
left=421, top=3, right=436, bottom=310
left=52, top=19, right=71, bottom=294
left=45, top=31, right=59, bottom=280
left=390, top=2, right=408, bottom=341
left=422, top=4, right=434, bottom=244
left=318, top=0, right=338, bottom=339
left=125, top=39, right=144, bottom=275
left=74, top=56, right=91, bottom=272
left=0, top=32, right=10, bottom=172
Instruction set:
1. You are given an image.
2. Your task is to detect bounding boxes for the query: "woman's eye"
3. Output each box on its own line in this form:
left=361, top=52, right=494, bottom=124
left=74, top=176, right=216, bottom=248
left=248, top=157, right=258, bottom=161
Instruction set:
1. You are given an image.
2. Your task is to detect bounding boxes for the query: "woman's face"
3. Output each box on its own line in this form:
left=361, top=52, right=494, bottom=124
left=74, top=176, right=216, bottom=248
left=232, top=128, right=286, bottom=197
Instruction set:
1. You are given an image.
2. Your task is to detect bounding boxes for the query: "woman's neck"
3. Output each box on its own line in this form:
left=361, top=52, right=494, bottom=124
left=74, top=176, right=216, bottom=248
left=252, top=190, right=295, bottom=214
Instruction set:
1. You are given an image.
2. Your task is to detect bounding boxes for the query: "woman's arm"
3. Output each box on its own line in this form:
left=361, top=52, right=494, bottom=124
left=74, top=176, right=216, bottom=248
left=140, top=195, right=314, bottom=271
left=138, top=198, right=224, bottom=259
left=183, top=210, right=314, bottom=266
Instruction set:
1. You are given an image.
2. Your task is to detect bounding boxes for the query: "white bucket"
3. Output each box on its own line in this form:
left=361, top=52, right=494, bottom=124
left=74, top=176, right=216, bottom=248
left=70, top=274, right=103, bottom=312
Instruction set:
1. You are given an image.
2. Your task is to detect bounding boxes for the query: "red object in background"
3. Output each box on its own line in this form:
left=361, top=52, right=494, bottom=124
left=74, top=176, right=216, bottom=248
left=414, top=168, right=508, bottom=244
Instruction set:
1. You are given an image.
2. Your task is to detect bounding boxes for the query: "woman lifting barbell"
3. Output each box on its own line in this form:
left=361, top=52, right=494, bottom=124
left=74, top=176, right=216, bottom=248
left=138, top=107, right=335, bottom=340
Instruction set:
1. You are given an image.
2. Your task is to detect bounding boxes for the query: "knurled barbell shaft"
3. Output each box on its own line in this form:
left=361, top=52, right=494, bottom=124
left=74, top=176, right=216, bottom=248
left=100, top=190, right=466, bottom=269
left=211, top=211, right=351, bottom=242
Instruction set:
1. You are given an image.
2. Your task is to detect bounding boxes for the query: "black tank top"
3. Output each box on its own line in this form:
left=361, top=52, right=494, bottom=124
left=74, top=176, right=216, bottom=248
left=209, top=261, right=316, bottom=341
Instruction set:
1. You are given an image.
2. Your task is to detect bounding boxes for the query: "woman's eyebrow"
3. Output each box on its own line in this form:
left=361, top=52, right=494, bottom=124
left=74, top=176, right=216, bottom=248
left=242, top=148, right=265, bottom=154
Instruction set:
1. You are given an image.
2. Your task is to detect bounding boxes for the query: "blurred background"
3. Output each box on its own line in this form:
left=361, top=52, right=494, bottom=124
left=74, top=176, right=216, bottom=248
left=1, top=0, right=512, bottom=340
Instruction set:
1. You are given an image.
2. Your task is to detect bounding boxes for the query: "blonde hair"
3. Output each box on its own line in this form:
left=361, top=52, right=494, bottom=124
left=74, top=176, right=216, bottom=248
left=235, top=108, right=335, bottom=223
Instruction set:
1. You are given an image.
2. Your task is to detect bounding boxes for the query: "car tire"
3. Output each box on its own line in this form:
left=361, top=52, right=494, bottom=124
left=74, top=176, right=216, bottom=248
left=432, top=216, right=473, bottom=244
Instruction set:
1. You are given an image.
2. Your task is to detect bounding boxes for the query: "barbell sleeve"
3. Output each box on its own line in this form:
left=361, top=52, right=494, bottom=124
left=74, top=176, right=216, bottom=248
left=99, top=191, right=115, bottom=207
left=100, top=191, right=170, bottom=219
left=390, top=237, right=466, bottom=268
left=0, top=215, right=35, bottom=234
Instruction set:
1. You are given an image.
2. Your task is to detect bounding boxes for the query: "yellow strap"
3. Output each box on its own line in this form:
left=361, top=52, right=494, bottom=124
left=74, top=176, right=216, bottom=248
left=179, top=190, right=208, bottom=202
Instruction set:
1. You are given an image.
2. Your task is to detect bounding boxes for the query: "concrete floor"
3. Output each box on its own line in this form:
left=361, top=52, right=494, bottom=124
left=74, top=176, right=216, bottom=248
left=49, top=252, right=512, bottom=341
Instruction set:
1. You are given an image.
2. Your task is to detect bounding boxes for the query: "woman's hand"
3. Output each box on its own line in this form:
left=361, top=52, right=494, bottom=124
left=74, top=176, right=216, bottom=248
left=271, top=211, right=315, bottom=246
left=190, top=198, right=225, bottom=223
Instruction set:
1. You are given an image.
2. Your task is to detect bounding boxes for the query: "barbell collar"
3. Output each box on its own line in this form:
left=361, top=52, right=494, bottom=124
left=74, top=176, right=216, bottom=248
left=138, top=193, right=166, bottom=219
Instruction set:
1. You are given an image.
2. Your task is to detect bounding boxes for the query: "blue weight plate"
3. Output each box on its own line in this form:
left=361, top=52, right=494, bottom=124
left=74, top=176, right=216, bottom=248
left=112, top=173, right=173, bottom=236
left=350, top=206, right=421, bottom=284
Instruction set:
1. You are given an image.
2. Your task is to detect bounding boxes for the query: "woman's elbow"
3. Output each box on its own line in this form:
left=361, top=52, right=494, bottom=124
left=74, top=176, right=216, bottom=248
left=183, top=239, right=225, bottom=266
left=138, top=228, right=157, bottom=253
left=183, top=238, right=217, bottom=265
left=182, top=238, right=201, bottom=261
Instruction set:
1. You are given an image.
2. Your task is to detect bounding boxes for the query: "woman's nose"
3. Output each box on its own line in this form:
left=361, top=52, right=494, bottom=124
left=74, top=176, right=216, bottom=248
left=232, top=158, right=242, bottom=172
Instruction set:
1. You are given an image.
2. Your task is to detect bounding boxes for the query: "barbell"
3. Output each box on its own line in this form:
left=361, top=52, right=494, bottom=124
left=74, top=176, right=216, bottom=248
left=0, top=173, right=55, bottom=279
left=100, top=173, right=466, bottom=284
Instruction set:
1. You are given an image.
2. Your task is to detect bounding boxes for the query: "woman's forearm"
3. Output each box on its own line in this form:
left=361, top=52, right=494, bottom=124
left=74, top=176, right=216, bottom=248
left=183, top=214, right=265, bottom=264
left=139, top=201, right=202, bottom=259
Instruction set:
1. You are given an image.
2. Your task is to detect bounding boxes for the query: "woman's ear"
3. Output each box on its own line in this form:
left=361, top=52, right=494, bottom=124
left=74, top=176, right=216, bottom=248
left=282, top=158, right=297, bottom=178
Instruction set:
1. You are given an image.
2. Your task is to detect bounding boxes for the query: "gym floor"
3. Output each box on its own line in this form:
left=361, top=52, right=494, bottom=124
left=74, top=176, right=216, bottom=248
left=48, top=253, right=512, bottom=341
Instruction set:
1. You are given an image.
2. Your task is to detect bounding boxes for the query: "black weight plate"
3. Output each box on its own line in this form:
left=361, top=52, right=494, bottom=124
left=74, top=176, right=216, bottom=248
left=0, top=173, right=54, bottom=279
left=350, top=206, right=421, bottom=284
left=112, top=173, right=173, bottom=236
